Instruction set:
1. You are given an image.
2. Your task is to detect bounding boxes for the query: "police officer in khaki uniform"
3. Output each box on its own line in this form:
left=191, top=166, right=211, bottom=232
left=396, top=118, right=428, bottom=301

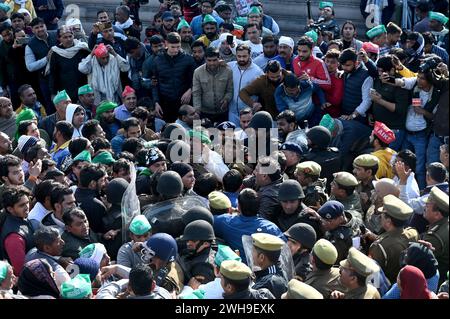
left=318, top=201, right=361, bottom=264
left=368, top=195, right=419, bottom=283
left=304, top=239, right=345, bottom=298
left=422, top=187, right=449, bottom=285
left=330, top=172, right=363, bottom=222
left=331, top=247, right=381, bottom=299
left=295, top=161, right=328, bottom=209
left=281, top=279, right=324, bottom=299
left=251, top=233, right=289, bottom=299
left=220, top=260, right=275, bottom=299
left=353, top=154, right=379, bottom=216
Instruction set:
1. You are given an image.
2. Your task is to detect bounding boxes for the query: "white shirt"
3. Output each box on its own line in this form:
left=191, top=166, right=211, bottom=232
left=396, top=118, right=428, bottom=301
left=394, top=173, right=420, bottom=199
left=403, top=77, right=430, bottom=132
left=243, top=40, right=263, bottom=59
left=28, top=201, right=50, bottom=223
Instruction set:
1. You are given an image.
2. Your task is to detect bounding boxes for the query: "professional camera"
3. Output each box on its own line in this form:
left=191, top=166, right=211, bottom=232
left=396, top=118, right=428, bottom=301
left=419, top=57, right=439, bottom=73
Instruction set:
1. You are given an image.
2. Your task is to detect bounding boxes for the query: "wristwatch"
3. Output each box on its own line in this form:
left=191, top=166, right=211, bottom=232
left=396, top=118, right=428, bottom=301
left=351, top=113, right=357, bottom=119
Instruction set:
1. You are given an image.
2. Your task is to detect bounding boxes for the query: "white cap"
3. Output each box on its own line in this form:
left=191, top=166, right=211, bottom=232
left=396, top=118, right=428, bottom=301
left=66, top=18, right=82, bottom=27
left=17, top=8, right=31, bottom=16
left=279, top=36, right=294, bottom=49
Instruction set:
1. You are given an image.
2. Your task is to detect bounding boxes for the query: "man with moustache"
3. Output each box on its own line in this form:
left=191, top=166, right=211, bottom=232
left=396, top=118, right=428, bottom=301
left=239, top=60, right=288, bottom=119
left=192, top=47, right=233, bottom=124
left=197, top=14, right=219, bottom=48
left=227, top=43, right=263, bottom=126
left=0, top=97, right=16, bottom=140
left=177, top=19, right=194, bottom=54
left=276, top=110, right=297, bottom=143
left=273, top=36, right=296, bottom=71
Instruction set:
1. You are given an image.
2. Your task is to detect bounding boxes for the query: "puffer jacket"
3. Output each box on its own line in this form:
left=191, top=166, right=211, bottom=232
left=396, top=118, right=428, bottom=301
left=149, top=50, right=196, bottom=102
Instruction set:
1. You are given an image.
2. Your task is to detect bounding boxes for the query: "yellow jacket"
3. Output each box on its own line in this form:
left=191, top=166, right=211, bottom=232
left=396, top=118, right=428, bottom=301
left=372, top=148, right=397, bottom=179
left=5, top=0, right=37, bottom=19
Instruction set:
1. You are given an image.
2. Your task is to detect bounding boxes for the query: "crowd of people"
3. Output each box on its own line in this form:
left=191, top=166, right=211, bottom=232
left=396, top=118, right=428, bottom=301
left=0, top=0, right=449, bottom=300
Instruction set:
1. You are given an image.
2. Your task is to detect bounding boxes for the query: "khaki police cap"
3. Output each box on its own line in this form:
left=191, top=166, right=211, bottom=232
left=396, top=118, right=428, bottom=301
left=251, top=233, right=285, bottom=252
left=333, top=172, right=358, bottom=187
left=220, top=260, right=252, bottom=281
left=353, top=154, right=380, bottom=168
left=312, top=239, right=338, bottom=265
left=208, top=191, right=232, bottom=210
left=378, top=194, right=413, bottom=221
left=426, top=187, right=449, bottom=216
left=283, top=279, right=323, bottom=299
left=340, top=247, right=380, bottom=277
left=296, top=161, right=322, bottom=176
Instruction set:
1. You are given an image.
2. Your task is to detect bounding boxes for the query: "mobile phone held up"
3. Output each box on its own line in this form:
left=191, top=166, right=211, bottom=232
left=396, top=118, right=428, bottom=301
left=16, top=37, right=30, bottom=45
left=226, top=35, right=234, bottom=45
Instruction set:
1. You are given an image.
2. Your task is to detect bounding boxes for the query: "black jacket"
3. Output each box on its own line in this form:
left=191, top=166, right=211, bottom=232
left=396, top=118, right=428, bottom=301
left=102, top=204, right=124, bottom=261
left=275, top=203, right=322, bottom=235
left=75, top=188, right=107, bottom=233
left=223, top=288, right=275, bottom=300
left=49, top=46, right=89, bottom=101
left=252, top=263, right=288, bottom=299
left=149, top=50, right=196, bottom=102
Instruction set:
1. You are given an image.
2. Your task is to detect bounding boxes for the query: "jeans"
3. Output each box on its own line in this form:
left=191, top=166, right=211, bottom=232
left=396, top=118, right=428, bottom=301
left=389, top=129, right=407, bottom=152
left=404, top=130, right=428, bottom=190
left=427, top=133, right=446, bottom=165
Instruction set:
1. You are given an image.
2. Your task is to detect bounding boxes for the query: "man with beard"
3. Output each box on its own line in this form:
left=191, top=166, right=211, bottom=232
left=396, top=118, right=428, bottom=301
left=159, top=11, right=176, bottom=39
left=48, top=26, right=90, bottom=102
left=0, top=132, right=13, bottom=156
left=246, top=6, right=273, bottom=38
left=25, top=18, right=58, bottom=114
left=0, top=97, right=16, bottom=140
left=190, top=0, right=224, bottom=38
left=114, top=86, right=137, bottom=122
left=428, top=11, right=449, bottom=52
left=89, top=21, right=127, bottom=59
left=193, top=47, right=233, bottom=124
left=379, top=22, right=402, bottom=57
left=74, top=164, right=108, bottom=234
left=77, top=85, right=96, bottom=120
left=284, top=223, right=317, bottom=281
left=227, top=44, right=263, bottom=126
left=253, top=35, right=278, bottom=71
left=273, top=36, right=296, bottom=71
left=276, top=179, right=322, bottom=236
left=179, top=220, right=217, bottom=282
left=191, top=40, right=206, bottom=68
left=149, top=32, right=196, bottom=123
left=276, top=110, right=297, bottom=143
left=197, top=14, right=219, bottom=48
left=239, top=60, right=287, bottom=119
left=95, top=102, right=120, bottom=141
left=293, top=36, right=331, bottom=92
left=177, top=19, right=194, bottom=54
left=78, top=43, right=130, bottom=105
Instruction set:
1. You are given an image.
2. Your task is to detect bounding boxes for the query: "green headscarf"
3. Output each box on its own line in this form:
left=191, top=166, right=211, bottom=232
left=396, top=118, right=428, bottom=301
left=60, top=274, right=92, bottom=299
left=95, top=101, right=118, bottom=120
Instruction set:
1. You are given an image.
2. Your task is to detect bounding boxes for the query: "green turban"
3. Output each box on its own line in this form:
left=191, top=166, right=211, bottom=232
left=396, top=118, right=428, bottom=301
left=92, top=151, right=116, bottom=165
left=188, top=129, right=211, bottom=144
left=61, top=274, right=92, bottom=299
left=202, top=14, right=217, bottom=25
left=53, top=90, right=70, bottom=105
left=78, top=84, right=94, bottom=96
left=129, top=215, right=152, bottom=235
left=366, top=25, right=387, bottom=39
left=73, top=150, right=92, bottom=163
left=305, top=30, right=318, bottom=43
left=177, top=18, right=190, bottom=31
left=95, top=101, right=118, bottom=120
left=15, top=108, right=37, bottom=140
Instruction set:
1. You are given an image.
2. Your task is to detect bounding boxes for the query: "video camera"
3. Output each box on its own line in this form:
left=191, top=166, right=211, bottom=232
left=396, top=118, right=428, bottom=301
left=419, top=57, right=439, bottom=73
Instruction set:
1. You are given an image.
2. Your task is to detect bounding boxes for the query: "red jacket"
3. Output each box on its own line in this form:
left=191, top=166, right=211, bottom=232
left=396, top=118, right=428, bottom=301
left=293, top=55, right=332, bottom=91
left=322, top=73, right=343, bottom=118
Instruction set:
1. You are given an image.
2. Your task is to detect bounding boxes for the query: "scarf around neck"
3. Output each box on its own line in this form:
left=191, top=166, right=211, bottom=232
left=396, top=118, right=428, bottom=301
left=115, top=18, right=133, bottom=31
left=44, top=39, right=90, bottom=75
